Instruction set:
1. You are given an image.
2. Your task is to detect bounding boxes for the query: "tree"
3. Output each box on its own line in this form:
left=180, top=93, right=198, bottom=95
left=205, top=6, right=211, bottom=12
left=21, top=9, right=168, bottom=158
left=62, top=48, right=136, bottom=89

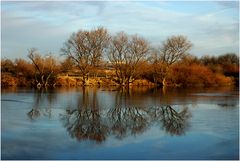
left=217, top=53, right=239, bottom=79
left=156, top=35, right=192, bottom=86
left=61, top=27, right=110, bottom=85
left=28, top=48, right=59, bottom=88
left=217, top=53, right=239, bottom=65
left=108, top=32, right=149, bottom=86
left=200, top=53, right=239, bottom=79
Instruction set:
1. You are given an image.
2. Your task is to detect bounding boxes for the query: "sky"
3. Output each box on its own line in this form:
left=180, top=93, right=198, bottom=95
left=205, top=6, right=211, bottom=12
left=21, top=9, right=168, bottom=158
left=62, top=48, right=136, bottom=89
left=1, top=1, right=239, bottom=60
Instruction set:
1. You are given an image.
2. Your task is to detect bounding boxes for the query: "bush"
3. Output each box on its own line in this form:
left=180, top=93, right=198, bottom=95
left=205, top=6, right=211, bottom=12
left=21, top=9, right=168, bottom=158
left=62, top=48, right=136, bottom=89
left=166, top=63, right=233, bottom=87
left=1, top=73, right=17, bottom=87
left=55, top=76, right=77, bottom=87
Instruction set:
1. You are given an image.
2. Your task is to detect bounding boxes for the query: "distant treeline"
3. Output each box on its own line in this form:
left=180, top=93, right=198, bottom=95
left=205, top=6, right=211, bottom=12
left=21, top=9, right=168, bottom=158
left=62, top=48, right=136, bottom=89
left=1, top=27, right=239, bottom=88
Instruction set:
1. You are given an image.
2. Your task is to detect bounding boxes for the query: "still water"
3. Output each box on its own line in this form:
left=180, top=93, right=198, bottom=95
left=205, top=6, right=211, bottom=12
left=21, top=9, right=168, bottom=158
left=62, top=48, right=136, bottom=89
left=1, top=86, right=239, bottom=160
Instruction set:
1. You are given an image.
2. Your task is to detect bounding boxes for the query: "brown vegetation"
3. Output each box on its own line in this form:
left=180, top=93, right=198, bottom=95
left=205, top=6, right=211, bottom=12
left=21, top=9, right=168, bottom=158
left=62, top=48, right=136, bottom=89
left=1, top=28, right=239, bottom=88
left=108, top=32, right=149, bottom=86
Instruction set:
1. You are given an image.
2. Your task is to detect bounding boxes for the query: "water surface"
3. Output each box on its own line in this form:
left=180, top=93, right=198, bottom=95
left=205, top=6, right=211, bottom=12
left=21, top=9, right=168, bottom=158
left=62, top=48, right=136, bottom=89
left=1, top=86, right=239, bottom=160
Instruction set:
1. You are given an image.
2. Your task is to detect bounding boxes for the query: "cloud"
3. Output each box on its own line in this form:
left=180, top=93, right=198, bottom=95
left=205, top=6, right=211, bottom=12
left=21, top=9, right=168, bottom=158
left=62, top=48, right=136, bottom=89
left=1, top=1, right=239, bottom=59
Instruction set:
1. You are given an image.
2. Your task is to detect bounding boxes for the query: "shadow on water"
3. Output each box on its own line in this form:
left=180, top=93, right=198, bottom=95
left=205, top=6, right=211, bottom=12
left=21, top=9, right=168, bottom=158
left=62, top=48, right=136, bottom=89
left=58, top=87, right=191, bottom=143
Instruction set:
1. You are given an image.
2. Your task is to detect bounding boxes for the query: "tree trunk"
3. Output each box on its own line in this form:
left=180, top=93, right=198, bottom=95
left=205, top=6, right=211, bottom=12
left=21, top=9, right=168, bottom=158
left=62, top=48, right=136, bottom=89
left=45, top=72, right=52, bottom=87
left=162, top=77, right=167, bottom=86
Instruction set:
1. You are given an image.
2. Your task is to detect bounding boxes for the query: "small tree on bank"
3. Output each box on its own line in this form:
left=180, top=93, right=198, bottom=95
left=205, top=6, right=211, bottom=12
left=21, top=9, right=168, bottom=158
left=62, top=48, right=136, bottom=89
left=28, top=49, right=59, bottom=88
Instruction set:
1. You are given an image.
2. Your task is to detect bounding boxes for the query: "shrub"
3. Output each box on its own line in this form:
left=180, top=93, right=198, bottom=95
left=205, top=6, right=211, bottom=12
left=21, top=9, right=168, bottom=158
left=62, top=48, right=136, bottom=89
left=55, top=76, right=77, bottom=87
left=167, top=63, right=233, bottom=87
left=1, top=73, right=17, bottom=87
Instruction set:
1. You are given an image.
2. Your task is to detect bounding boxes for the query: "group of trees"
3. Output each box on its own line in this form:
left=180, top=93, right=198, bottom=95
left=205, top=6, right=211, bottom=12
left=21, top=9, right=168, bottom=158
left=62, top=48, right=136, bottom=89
left=1, top=50, right=60, bottom=88
left=1, top=27, right=239, bottom=88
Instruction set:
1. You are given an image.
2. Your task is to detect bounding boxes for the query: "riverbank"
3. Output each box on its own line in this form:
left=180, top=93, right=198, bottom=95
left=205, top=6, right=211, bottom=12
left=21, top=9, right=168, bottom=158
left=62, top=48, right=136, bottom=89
left=1, top=72, right=236, bottom=88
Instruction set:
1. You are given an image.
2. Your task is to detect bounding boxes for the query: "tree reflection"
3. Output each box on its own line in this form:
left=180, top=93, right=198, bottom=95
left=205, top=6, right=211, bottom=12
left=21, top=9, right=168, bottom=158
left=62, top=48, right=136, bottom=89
left=27, top=90, right=42, bottom=120
left=107, top=89, right=150, bottom=139
left=148, top=105, right=191, bottom=135
left=27, top=89, right=55, bottom=120
left=108, top=106, right=149, bottom=139
left=60, top=88, right=191, bottom=143
left=60, top=88, right=108, bottom=143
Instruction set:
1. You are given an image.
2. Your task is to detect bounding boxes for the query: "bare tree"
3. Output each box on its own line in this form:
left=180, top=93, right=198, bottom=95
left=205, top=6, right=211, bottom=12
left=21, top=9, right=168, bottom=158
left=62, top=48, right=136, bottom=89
left=154, top=35, right=192, bottom=86
left=28, top=48, right=59, bottom=88
left=61, top=27, right=110, bottom=85
left=108, top=32, right=149, bottom=86
left=160, top=35, right=192, bottom=66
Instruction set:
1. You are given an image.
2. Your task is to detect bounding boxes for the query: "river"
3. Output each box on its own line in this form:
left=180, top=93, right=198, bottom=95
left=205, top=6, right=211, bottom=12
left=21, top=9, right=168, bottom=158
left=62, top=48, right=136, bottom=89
left=1, top=86, right=239, bottom=159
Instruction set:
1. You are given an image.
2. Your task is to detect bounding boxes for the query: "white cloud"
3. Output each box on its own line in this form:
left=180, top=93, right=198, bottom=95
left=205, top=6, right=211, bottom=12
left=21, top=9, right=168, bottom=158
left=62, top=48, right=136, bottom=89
left=1, top=1, right=239, bottom=59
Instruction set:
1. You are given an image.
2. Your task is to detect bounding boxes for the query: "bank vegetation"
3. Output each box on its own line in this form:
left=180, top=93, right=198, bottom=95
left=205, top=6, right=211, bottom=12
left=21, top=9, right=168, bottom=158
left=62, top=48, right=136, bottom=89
left=1, top=27, right=239, bottom=88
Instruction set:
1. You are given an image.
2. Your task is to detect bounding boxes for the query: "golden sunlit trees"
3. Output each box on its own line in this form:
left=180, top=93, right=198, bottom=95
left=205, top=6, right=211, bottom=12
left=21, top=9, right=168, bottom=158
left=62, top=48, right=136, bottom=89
left=200, top=53, right=239, bottom=85
left=15, top=59, right=34, bottom=77
left=14, top=58, right=35, bottom=86
left=217, top=53, right=239, bottom=78
left=60, top=57, right=75, bottom=73
left=1, top=58, right=16, bottom=74
left=156, top=35, right=192, bottom=86
left=1, top=58, right=34, bottom=87
left=28, top=48, right=60, bottom=88
left=108, top=32, right=149, bottom=86
left=61, top=27, right=110, bottom=85
left=1, top=26, right=238, bottom=88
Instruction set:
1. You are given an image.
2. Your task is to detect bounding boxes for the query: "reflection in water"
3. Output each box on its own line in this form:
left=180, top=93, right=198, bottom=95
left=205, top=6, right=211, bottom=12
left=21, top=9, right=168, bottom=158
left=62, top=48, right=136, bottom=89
left=217, top=103, right=238, bottom=108
left=27, top=89, right=56, bottom=120
left=1, top=86, right=238, bottom=160
left=108, top=106, right=150, bottom=139
left=60, top=88, right=108, bottom=143
left=148, top=105, right=191, bottom=135
left=60, top=88, right=191, bottom=143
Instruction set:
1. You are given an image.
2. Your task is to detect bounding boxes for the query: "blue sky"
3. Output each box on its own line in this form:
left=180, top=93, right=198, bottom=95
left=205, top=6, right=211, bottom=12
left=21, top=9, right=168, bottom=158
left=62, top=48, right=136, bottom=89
left=1, top=1, right=239, bottom=59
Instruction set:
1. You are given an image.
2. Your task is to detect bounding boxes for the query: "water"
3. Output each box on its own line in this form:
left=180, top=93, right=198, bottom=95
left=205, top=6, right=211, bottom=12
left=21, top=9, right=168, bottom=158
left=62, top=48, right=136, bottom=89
left=1, top=86, right=239, bottom=160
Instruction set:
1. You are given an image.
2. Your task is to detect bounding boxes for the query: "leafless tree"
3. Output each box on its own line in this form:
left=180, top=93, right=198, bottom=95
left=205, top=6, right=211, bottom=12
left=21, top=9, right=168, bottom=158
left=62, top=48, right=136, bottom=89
left=61, top=27, right=110, bottom=85
left=28, top=48, right=59, bottom=88
left=154, top=35, right=192, bottom=86
left=160, top=35, right=192, bottom=66
left=108, top=32, right=149, bottom=86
